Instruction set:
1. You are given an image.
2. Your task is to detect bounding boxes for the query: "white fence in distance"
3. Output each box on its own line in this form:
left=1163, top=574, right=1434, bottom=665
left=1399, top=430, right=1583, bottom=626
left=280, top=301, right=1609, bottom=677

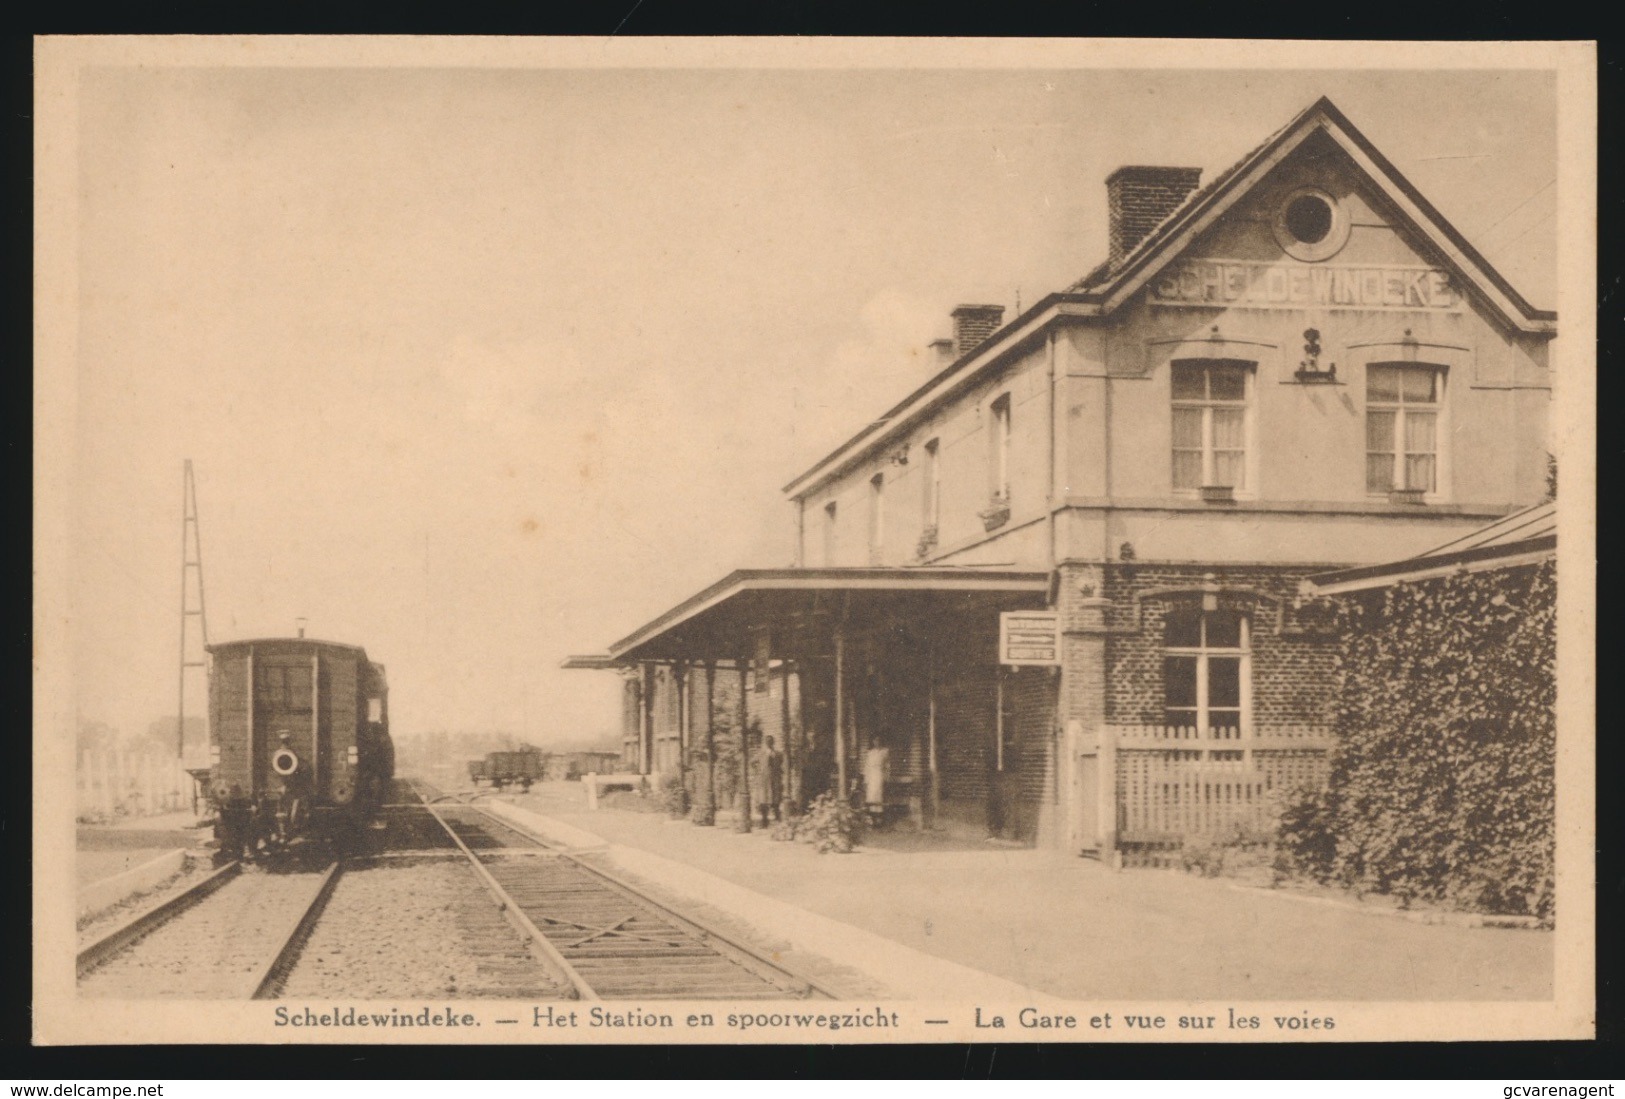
left=77, top=749, right=202, bottom=821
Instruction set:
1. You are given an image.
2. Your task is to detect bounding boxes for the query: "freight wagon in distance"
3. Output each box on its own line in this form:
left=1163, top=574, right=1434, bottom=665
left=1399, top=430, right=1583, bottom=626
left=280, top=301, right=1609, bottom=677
left=468, top=746, right=546, bottom=791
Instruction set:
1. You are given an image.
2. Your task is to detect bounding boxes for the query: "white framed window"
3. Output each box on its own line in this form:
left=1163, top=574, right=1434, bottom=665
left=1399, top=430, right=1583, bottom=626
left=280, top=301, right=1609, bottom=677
left=1163, top=608, right=1249, bottom=756
left=1366, top=363, right=1442, bottom=495
left=868, top=472, right=885, bottom=563
left=822, top=500, right=838, bottom=566
left=988, top=393, right=1012, bottom=501
left=922, top=438, right=941, bottom=530
left=1171, top=359, right=1252, bottom=492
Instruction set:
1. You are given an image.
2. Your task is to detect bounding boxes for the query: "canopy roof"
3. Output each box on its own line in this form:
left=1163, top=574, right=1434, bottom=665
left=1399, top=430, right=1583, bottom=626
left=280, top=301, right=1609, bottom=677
left=569, top=567, right=1050, bottom=665
left=1308, top=501, right=1556, bottom=594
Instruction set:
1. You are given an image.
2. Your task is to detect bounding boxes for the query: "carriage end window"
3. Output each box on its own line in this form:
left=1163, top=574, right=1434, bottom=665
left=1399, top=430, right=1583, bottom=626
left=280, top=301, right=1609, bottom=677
left=255, top=663, right=313, bottom=713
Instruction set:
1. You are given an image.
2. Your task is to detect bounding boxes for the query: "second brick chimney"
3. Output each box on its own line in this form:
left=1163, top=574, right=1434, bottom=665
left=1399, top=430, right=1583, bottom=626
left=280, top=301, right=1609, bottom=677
left=1106, top=166, right=1202, bottom=268
left=951, top=304, right=1005, bottom=356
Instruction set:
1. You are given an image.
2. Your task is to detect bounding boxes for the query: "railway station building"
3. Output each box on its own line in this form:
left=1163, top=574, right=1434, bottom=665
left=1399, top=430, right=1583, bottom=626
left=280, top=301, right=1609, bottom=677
left=565, top=97, right=1555, bottom=858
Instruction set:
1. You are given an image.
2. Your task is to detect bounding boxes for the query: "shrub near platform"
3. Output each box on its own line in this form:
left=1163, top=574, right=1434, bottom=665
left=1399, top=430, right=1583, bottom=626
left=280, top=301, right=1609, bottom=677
left=1282, top=561, right=1556, bottom=919
left=769, top=792, right=865, bottom=853
left=660, top=769, right=690, bottom=819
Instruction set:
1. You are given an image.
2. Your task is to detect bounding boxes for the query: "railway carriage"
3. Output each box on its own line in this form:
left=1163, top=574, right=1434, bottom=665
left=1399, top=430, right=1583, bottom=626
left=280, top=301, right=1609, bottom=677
left=205, top=637, right=394, bottom=858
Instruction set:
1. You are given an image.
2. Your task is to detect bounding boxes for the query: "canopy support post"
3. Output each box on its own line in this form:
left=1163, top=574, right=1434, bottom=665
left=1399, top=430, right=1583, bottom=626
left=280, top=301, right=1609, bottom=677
left=834, top=596, right=848, bottom=801
left=736, top=659, right=752, bottom=833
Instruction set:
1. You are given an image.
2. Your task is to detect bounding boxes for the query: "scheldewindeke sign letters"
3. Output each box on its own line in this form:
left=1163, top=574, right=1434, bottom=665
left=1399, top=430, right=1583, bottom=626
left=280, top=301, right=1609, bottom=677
left=1151, top=259, right=1461, bottom=311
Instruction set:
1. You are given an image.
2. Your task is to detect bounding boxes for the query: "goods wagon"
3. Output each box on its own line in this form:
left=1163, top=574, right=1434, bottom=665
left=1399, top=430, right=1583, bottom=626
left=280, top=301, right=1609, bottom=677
left=475, top=747, right=545, bottom=791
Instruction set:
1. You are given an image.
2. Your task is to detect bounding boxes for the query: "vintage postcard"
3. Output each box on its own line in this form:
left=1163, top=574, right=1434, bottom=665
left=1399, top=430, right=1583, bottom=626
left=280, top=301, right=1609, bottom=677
left=33, top=36, right=1596, bottom=1045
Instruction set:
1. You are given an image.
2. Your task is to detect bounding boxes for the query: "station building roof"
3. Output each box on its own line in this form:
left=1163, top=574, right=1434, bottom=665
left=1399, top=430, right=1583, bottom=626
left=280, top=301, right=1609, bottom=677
left=782, top=95, right=1557, bottom=503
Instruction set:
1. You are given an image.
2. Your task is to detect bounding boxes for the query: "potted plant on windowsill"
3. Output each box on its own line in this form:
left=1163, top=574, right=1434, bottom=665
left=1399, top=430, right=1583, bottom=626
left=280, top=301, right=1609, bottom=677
left=1388, top=487, right=1427, bottom=506
left=1199, top=484, right=1236, bottom=504
left=915, top=525, right=939, bottom=560
left=978, top=494, right=1011, bottom=532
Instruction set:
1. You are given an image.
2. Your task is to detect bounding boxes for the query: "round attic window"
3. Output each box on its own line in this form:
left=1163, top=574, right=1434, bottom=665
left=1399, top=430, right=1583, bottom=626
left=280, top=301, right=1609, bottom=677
left=1285, top=195, right=1333, bottom=243
left=1272, top=187, right=1350, bottom=262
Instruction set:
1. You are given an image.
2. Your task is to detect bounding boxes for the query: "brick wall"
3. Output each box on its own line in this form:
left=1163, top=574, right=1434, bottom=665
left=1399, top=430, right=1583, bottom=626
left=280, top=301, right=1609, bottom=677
left=1106, top=166, right=1202, bottom=268
left=921, top=611, right=1001, bottom=811
left=1068, top=562, right=1338, bottom=728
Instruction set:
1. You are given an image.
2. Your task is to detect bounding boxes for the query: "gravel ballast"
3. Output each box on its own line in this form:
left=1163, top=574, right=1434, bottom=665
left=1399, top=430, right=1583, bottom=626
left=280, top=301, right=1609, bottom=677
left=278, top=856, right=570, bottom=1000
left=79, top=867, right=330, bottom=999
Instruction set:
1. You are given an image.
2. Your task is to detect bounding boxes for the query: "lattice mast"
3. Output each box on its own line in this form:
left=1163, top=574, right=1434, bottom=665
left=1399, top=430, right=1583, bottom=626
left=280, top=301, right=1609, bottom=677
left=177, top=460, right=210, bottom=759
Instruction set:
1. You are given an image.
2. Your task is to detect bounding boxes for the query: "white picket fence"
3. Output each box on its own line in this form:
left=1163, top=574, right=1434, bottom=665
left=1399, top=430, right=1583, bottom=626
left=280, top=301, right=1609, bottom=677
left=76, top=749, right=202, bottom=821
left=1103, top=725, right=1334, bottom=849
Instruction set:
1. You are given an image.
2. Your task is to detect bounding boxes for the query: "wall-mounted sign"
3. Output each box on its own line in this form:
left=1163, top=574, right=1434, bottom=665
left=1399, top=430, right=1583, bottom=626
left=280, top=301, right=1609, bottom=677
left=1151, top=259, right=1460, bottom=312
left=1000, top=611, right=1061, bottom=667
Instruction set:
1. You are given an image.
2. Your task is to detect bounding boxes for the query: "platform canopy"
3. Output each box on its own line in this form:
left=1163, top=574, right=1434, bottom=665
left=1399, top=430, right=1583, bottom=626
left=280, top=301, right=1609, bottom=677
left=559, top=653, right=622, bottom=670
left=1307, top=501, right=1556, bottom=595
left=573, top=567, right=1051, bottom=666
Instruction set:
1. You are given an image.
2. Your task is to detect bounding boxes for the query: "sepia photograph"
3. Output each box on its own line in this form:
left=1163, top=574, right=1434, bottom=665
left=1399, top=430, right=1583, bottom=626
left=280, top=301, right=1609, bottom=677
left=32, top=36, right=1596, bottom=1045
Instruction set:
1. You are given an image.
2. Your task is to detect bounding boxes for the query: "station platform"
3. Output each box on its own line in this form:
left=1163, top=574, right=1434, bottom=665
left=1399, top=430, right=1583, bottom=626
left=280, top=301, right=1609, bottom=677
left=500, top=782, right=1553, bottom=1002
left=77, top=811, right=211, bottom=885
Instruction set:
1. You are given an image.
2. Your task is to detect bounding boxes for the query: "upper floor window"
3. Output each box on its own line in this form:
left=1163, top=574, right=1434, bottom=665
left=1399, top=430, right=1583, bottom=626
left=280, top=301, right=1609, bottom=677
left=868, top=473, right=885, bottom=563
left=822, top=500, right=838, bottom=566
left=922, top=438, right=941, bottom=530
left=1171, top=359, right=1250, bottom=491
left=1366, top=363, right=1441, bottom=495
left=989, top=394, right=1012, bottom=501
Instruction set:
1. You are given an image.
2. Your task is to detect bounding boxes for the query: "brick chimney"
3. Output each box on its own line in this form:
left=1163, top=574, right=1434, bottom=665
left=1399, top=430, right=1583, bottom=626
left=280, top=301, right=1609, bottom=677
left=951, top=304, right=1005, bottom=356
left=1106, top=166, right=1202, bottom=267
left=928, top=337, right=957, bottom=367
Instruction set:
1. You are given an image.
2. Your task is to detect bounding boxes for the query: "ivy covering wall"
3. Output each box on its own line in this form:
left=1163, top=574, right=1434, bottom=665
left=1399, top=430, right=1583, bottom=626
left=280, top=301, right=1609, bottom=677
left=1280, top=560, right=1556, bottom=918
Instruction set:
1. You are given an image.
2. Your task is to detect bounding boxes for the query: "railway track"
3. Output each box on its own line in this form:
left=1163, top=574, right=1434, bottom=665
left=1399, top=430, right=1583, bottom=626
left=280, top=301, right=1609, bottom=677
left=78, top=778, right=840, bottom=1001
left=77, top=855, right=343, bottom=1000
left=410, top=782, right=838, bottom=1001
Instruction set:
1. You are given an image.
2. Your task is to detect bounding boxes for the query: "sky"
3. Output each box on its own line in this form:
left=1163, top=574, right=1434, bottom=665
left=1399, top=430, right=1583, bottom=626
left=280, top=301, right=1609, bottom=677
left=60, top=57, right=1559, bottom=751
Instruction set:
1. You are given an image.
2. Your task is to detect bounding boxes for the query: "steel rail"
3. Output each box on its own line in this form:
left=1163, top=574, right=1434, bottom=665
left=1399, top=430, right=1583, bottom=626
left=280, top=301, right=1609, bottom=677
left=249, top=860, right=346, bottom=999
left=453, top=800, right=842, bottom=1000
left=77, top=859, right=242, bottom=978
left=415, top=790, right=598, bottom=1001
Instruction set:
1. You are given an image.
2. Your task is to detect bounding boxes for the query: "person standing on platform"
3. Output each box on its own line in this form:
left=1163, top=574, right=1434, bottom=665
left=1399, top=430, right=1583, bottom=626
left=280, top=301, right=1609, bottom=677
left=754, top=735, right=784, bottom=828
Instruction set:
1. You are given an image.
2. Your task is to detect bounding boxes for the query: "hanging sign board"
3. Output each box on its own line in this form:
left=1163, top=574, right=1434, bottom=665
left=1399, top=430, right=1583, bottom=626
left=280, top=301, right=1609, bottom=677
left=1000, top=611, right=1061, bottom=666
left=752, top=627, right=772, bottom=692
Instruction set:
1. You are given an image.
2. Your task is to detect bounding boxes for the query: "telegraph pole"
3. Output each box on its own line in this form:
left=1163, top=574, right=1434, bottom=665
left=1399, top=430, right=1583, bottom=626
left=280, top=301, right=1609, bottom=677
left=177, top=461, right=210, bottom=759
